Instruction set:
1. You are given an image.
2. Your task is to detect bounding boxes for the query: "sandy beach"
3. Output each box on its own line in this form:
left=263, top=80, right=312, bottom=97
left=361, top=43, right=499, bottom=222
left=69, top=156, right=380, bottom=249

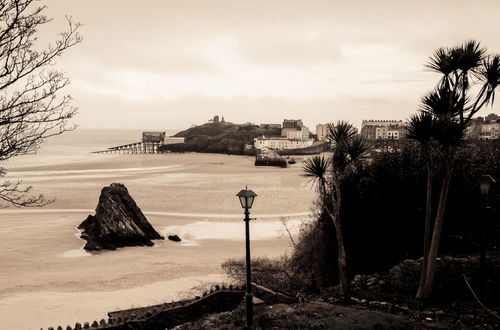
left=0, top=151, right=316, bottom=329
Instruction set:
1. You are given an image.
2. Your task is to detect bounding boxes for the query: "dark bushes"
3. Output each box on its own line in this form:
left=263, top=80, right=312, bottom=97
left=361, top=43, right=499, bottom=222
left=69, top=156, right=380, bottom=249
left=221, top=140, right=500, bottom=297
left=291, top=140, right=500, bottom=286
left=222, top=256, right=304, bottom=294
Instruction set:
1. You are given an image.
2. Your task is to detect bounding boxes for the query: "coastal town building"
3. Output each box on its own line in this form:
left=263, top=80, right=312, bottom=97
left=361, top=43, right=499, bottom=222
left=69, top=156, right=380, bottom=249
left=316, top=124, right=330, bottom=141
left=361, top=120, right=406, bottom=140
left=208, top=115, right=226, bottom=124
left=281, top=119, right=304, bottom=137
left=286, top=129, right=302, bottom=140
left=480, top=122, right=500, bottom=139
left=139, top=132, right=166, bottom=153
left=253, top=118, right=314, bottom=150
left=282, top=119, right=303, bottom=129
left=280, top=119, right=310, bottom=139
left=465, top=118, right=483, bottom=139
left=466, top=114, right=500, bottom=139
left=253, top=136, right=314, bottom=150
left=301, top=126, right=310, bottom=140
left=142, top=131, right=166, bottom=143
left=486, top=113, right=500, bottom=122
left=164, top=137, right=185, bottom=145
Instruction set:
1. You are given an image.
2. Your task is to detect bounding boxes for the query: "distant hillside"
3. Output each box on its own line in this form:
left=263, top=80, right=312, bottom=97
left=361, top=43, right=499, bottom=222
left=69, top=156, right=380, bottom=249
left=158, top=122, right=281, bottom=154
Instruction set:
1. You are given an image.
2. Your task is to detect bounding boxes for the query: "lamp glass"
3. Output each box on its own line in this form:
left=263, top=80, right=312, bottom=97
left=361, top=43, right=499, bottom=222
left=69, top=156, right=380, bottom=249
left=246, top=196, right=255, bottom=209
left=480, top=182, right=491, bottom=195
left=238, top=196, right=255, bottom=209
left=239, top=196, right=247, bottom=208
left=478, top=175, right=495, bottom=195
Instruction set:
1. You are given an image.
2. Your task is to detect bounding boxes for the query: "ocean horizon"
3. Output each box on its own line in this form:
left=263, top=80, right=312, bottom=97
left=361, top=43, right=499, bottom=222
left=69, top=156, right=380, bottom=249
left=4, top=128, right=180, bottom=168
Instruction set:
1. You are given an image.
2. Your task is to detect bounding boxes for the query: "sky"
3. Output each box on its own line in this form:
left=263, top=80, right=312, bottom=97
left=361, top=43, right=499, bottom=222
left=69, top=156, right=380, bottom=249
left=41, top=0, right=500, bottom=131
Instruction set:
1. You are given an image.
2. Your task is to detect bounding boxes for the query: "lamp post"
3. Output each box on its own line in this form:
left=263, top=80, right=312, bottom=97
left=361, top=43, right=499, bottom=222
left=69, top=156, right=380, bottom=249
left=236, top=187, right=257, bottom=330
left=478, top=175, right=495, bottom=295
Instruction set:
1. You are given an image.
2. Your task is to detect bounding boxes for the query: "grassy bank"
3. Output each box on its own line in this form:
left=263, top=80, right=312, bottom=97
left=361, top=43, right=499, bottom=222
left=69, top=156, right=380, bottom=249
left=174, top=301, right=451, bottom=329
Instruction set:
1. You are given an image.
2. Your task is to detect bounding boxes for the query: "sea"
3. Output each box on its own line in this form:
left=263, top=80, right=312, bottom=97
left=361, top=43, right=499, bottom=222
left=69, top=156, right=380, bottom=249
left=4, top=128, right=171, bottom=167
left=0, top=128, right=317, bottom=329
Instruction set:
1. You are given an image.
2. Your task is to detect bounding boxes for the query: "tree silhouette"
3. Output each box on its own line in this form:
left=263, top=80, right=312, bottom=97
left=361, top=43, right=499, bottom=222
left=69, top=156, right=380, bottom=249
left=303, top=121, right=369, bottom=296
left=0, top=0, right=81, bottom=206
left=408, top=40, right=500, bottom=300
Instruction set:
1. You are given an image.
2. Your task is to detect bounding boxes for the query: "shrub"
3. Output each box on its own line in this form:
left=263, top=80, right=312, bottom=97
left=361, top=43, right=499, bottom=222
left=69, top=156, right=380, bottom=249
left=222, top=256, right=307, bottom=295
left=291, top=140, right=500, bottom=287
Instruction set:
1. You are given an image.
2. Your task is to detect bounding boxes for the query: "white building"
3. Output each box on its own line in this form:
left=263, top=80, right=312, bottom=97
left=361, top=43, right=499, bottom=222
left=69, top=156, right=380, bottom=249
left=361, top=120, right=406, bottom=140
left=301, top=126, right=310, bottom=140
left=480, top=122, right=500, bottom=139
left=286, top=129, right=302, bottom=140
left=374, top=126, right=403, bottom=139
left=163, top=137, right=185, bottom=145
left=386, top=129, right=401, bottom=139
left=316, top=124, right=330, bottom=141
left=465, top=114, right=500, bottom=139
left=254, top=136, right=314, bottom=150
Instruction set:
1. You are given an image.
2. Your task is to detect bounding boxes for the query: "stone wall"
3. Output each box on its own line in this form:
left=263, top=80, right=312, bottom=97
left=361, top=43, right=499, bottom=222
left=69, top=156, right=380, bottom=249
left=40, top=285, right=245, bottom=330
left=40, top=282, right=300, bottom=330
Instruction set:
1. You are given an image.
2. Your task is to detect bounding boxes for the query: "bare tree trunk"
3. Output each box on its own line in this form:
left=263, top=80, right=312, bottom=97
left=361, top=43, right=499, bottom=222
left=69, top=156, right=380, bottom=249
left=323, top=180, right=348, bottom=297
left=421, top=158, right=454, bottom=299
left=332, top=177, right=349, bottom=296
left=334, top=216, right=349, bottom=296
left=416, top=166, right=433, bottom=299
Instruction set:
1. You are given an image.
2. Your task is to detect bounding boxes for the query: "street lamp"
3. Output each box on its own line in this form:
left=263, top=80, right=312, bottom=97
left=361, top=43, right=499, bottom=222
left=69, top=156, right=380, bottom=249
left=477, top=175, right=495, bottom=295
left=236, top=187, right=257, bottom=330
left=479, top=175, right=495, bottom=195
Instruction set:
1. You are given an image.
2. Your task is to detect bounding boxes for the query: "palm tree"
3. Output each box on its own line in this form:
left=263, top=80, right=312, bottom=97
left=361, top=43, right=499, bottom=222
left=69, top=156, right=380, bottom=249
left=410, top=40, right=500, bottom=300
left=406, top=112, right=436, bottom=299
left=303, top=154, right=330, bottom=197
left=303, top=121, right=369, bottom=297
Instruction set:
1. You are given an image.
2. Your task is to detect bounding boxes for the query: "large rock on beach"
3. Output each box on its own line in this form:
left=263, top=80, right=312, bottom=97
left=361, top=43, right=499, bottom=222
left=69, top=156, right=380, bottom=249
left=78, top=183, right=163, bottom=251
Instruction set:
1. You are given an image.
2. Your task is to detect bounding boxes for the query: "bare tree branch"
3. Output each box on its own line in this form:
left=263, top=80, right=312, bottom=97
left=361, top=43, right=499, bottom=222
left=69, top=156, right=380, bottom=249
left=0, top=0, right=81, bottom=207
left=0, top=177, right=53, bottom=207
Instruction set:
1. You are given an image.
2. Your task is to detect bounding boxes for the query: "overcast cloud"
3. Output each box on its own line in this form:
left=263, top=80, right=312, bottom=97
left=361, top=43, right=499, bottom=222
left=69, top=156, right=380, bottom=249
left=43, top=0, right=500, bottom=130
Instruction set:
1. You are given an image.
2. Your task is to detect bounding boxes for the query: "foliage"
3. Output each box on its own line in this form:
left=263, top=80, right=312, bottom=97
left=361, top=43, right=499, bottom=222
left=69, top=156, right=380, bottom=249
left=0, top=0, right=81, bottom=207
left=292, top=140, right=500, bottom=288
left=159, top=123, right=281, bottom=154
left=221, top=256, right=307, bottom=294
left=176, top=302, right=444, bottom=330
left=407, top=40, right=500, bottom=299
left=290, top=213, right=337, bottom=287
left=302, top=121, right=369, bottom=296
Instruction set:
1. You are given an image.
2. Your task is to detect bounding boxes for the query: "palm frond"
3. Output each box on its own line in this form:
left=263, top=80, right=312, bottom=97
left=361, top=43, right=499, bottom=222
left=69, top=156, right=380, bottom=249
left=455, top=40, right=486, bottom=73
left=327, top=121, right=357, bottom=144
left=426, top=47, right=453, bottom=76
left=346, top=135, right=369, bottom=161
left=420, top=86, right=463, bottom=120
left=406, top=112, right=434, bottom=145
left=426, top=41, right=485, bottom=83
left=432, top=119, right=464, bottom=148
left=478, top=55, right=500, bottom=106
left=302, top=155, right=330, bottom=193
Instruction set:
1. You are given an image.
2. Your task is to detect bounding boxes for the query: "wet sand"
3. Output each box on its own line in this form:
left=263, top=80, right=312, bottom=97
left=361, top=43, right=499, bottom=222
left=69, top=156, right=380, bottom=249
left=0, top=153, right=315, bottom=329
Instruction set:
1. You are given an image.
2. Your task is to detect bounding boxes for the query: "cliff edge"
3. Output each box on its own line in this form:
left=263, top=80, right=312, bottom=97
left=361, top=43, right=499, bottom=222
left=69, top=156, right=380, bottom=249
left=79, top=183, right=163, bottom=251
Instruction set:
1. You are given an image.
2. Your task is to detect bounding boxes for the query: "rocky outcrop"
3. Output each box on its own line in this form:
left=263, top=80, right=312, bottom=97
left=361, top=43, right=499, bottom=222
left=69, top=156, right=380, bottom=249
left=168, top=235, right=181, bottom=242
left=79, top=183, right=163, bottom=251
